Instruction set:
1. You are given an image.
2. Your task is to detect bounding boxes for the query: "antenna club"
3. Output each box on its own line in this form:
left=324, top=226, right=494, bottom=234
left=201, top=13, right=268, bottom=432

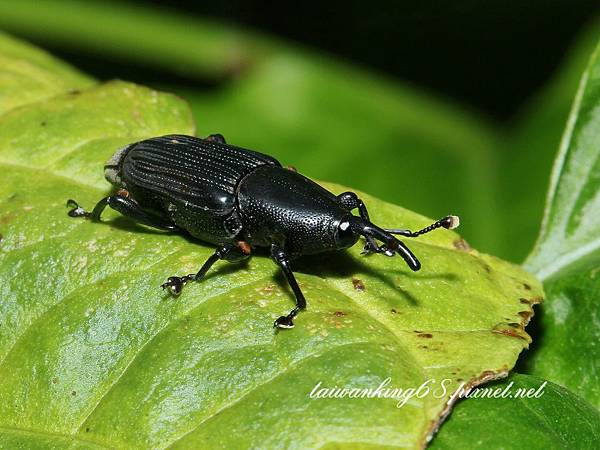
left=443, top=215, right=460, bottom=230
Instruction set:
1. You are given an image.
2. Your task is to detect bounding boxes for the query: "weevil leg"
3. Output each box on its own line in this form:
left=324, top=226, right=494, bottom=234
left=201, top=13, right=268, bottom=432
left=205, top=133, right=226, bottom=144
left=67, top=195, right=179, bottom=231
left=161, top=243, right=250, bottom=295
left=66, top=199, right=91, bottom=218
left=271, top=244, right=306, bottom=329
left=337, top=191, right=380, bottom=254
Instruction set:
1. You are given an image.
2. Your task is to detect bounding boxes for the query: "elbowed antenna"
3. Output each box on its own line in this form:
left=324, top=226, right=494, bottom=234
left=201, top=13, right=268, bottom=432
left=385, top=215, right=459, bottom=237
left=349, top=217, right=421, bottom=271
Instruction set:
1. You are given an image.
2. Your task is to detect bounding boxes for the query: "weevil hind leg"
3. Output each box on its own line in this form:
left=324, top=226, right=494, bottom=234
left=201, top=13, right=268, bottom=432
left=67, top=194, right=179, bottom=231
left=271, top=244, right=307, bottom=329
left=161, top=242, right=250, bottom=296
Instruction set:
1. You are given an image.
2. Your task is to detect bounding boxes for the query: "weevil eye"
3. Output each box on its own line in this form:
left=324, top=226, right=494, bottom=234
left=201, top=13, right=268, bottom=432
left=334, top=217, right=359, bottom=249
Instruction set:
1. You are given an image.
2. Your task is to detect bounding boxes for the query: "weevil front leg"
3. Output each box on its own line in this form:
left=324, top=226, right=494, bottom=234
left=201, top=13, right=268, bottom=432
left=271, top=244, right=306, bottom=329
left=67, top=193, right=179, bottom=231
left=337, top=191, right=390, bottom=255
left=161, top=242, right=250, bottom=295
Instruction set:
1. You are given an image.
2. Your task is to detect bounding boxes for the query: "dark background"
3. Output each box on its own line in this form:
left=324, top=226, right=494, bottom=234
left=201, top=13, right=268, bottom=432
left=69, top=0, right=599, bottom=122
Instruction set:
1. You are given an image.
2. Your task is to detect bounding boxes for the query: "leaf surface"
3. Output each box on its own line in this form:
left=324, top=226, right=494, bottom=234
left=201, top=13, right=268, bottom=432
left=0, top=34, right=543, bottom=449
left=0, top=31, right=93, bottom=114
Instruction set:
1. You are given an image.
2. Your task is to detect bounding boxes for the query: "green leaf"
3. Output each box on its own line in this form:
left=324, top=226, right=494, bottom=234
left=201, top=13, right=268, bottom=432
left=523, top=40, right=600, bottom=408
left=0, top=35, right=543, bottom=449
left=430, top=374, right=600, bottom=449
left=500, top=17, right=600, bottom=262
left=526, top=39, right=600, bottom=280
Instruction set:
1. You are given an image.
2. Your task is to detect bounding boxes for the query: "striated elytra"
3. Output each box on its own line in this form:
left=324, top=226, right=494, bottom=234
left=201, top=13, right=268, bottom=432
left=67, top=134, right=459, bottom=329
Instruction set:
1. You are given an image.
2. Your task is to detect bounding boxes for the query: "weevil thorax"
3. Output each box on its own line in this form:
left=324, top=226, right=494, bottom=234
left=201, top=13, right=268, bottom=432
left=237, top=165, right=358, bottom=256
left=104, top=143, right=134, bottom=186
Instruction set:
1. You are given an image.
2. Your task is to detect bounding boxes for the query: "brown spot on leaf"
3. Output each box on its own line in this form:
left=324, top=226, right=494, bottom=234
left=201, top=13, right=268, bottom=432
left=507, top=322, right=521, bottom=328
left=496, top=328, right=522, bottom=338
left=352, top=278, right=365, bottom=291
left=391, top=308, right=399, bottom=314
left=492, top=327, right=529, bottom=341
left=0, top=213, right=14, bottom=225
left=71, top=391, right=77, bottom=396
left=333, top=311, right=346, bottom=317
left=417, top=333, right=433, bottom=338
left=518, top=311, right=532, bottom=320
left=453, top=238, right=471, bottom=251
left=52, top=378, right=58, bottom=384
left=520, top=298, right=531, bottom=305
left=523, top=283, right=532, bottom=290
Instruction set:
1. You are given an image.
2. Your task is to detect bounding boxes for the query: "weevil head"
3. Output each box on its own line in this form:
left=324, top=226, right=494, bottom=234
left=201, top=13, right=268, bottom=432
left=333, top=215, right=361, bottom=250
left=104, top=143, right=134, bottom=186
left=347, top=216, right=421, bottom=271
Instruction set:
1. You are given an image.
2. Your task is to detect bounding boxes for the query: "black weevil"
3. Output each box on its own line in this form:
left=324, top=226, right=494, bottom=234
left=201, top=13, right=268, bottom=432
left=67, top=134, right=459, bottom=329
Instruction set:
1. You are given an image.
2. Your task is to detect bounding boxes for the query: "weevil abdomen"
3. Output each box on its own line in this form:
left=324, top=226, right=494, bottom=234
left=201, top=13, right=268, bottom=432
left=110, top=134, right=281, bottom=244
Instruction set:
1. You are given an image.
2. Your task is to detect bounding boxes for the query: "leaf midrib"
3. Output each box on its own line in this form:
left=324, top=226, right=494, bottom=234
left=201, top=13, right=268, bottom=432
left=530, top=237, right=600, bottom=281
